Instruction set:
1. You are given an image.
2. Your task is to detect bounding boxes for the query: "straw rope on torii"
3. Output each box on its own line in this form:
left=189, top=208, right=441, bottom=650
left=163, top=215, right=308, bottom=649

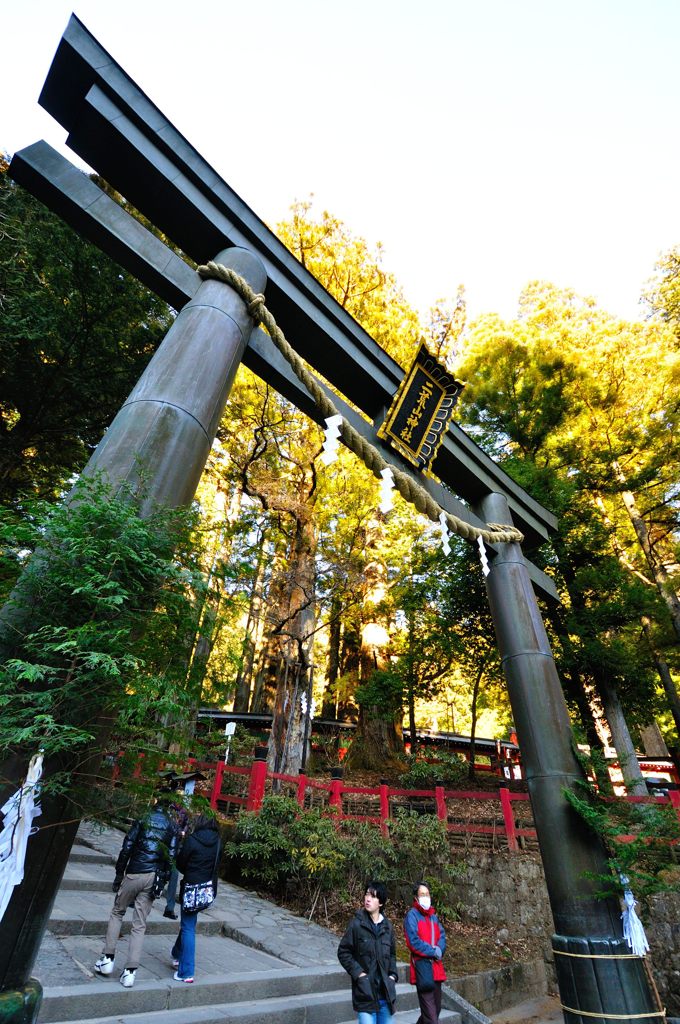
left=198, top=260, right=524, bottom=547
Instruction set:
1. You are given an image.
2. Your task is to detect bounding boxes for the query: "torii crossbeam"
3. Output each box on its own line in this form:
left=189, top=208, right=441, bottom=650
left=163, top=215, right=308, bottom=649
left=1, top=15, right=659, bottom=1024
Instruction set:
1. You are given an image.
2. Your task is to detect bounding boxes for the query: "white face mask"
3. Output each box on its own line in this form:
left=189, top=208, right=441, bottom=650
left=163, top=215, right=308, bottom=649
left=418, top=895, right=431, bottom=911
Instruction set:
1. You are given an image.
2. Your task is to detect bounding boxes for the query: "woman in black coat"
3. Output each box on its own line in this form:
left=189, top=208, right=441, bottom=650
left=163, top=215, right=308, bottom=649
left=170, top=814, right=221, bottom=983
left=338, top=880, right=398, bottom=1023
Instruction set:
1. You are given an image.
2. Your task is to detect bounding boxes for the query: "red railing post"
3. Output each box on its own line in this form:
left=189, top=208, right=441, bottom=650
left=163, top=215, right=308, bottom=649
left=132, top=752, right=145, bottom=779
left=435, top=782, right=447, bottom=823
left=210, top=759, right=226, bottom=810
left=246, top=746, right=268, bottom=812
left=499, top=783, right=518, bottom=852
left=668, top=789, right=680, bottom=827
left=329, top=767, right=344, bottom=812
left=379, top=779, right=390, bottom=836
left=111, top=749, right=124, bottom=782
left=297, top=768, right=308, bottom=808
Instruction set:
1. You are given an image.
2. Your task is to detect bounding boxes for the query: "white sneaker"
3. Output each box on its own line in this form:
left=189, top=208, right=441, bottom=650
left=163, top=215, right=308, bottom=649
left=173, top=970, right=194, bottom=983
left=119, top=969, right=136, bottom=988
left=94, top=955, right=114, bottom=976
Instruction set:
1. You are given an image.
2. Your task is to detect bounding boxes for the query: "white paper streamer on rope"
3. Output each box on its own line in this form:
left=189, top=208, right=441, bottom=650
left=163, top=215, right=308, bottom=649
left=477, top=536, right=490, bottom=576
left=620, top=876, right=650, bottom=956
left=378, top=468, right=395, bottom=514
left=300, top=693, right=317, bottom=720
left=320, top=414, right=343, bottom=466
left=0, top=751, right=44, bottom=925
left=439, top=511, right=451, bottom=556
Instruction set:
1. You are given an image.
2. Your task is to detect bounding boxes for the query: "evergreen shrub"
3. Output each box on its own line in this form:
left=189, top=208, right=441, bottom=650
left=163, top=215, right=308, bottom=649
left=399, top=752, right=468, bottom=789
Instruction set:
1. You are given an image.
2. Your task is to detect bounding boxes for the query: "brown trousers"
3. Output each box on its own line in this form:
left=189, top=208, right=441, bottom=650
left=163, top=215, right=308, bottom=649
left=416, top=980, right=442, bottom=1024
left=103, top=871, right=155, bottom=970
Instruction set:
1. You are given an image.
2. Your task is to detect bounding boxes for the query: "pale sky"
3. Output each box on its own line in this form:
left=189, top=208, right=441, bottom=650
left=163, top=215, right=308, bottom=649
left=3, top=0, right=680, bottom=324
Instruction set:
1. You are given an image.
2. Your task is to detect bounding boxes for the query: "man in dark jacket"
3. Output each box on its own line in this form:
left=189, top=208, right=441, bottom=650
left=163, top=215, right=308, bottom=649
left=338, top=880, right=398, bottom=1023
left=94, top=797, right=178, bottom=988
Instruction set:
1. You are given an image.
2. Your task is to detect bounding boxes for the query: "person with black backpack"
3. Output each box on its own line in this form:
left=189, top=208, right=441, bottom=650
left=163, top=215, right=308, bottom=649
left=94, top=795, right=178, bottom=988
left=170, top=813, right=222, bottom=983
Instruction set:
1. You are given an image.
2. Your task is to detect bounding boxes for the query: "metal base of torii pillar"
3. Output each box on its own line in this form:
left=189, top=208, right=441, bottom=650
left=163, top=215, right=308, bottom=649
left=0, top=248, right=266, bottom=1021
left=477, top=492, right=661, bottom=1024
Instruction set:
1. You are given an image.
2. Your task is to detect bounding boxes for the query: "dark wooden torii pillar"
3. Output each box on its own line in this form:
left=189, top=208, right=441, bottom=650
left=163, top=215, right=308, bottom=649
left=1, top=15, right=659, bottom=1023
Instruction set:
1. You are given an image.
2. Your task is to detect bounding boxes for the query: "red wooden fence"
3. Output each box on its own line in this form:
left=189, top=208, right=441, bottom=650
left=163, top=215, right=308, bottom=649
left=111, top=750, right=680, bottom=855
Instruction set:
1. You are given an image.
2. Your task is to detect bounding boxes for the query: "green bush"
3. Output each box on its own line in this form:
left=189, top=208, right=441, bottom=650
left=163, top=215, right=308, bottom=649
left=399, top=752, right=468, bottom=789
left=225, top=795, right=349, bottom=895
left=225, top=795, right=465, bottom=920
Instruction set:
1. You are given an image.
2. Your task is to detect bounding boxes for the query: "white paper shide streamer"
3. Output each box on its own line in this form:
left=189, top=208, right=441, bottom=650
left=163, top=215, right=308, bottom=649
left=477, top=536, right=490, bottom=576
left=378, top=468, right=395, bottom=514
left=439, top=511, right=451, bottom=556
left=320, top=414, right=343, bottom=466
left=0, top=751, right=44, bottom=924
left=620, top=876, right=650, bottom=956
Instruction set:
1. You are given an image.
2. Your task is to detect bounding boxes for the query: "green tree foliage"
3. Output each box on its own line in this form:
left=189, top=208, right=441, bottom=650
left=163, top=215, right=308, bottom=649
left=456, top=282, right=680, bottom=753
left=644, top=246, right=680, bottom=348
left=0, top=476, right=204, bottom=803
left=0, top=163, right=173, bottom=505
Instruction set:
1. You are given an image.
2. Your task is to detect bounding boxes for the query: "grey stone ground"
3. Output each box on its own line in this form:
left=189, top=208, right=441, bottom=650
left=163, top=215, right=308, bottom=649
left=489, top=995, right=563, bottom=1023
left=34, top=820, right=339, bottom=988
left=32, top=820, right=562, bottom=1023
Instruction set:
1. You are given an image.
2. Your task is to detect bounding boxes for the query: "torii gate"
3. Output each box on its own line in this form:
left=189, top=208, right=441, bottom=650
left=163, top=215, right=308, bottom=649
left=0, top=16, right=659, bottom=1024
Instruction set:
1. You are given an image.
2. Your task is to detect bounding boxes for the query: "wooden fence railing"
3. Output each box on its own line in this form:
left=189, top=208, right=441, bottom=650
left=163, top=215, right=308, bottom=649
left=109, top=746, right=680, bottom=855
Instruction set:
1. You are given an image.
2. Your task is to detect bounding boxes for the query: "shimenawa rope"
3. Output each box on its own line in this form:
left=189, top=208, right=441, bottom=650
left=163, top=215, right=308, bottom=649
left=198, top=262, right=524, bottom=547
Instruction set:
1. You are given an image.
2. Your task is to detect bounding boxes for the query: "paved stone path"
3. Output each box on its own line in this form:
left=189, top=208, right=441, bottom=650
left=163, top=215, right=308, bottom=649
left=34, top=819, right=341, bottom=990
left=33, top=816, right=639, bottom=1024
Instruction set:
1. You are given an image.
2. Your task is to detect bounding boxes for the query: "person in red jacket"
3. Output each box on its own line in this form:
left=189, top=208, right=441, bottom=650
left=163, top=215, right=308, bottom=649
left=403, top=880, right=447, bottom=1024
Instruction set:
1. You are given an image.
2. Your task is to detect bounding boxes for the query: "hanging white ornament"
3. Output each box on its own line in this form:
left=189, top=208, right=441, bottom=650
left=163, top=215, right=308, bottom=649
left=438, top=511, right=451, bottom=556
left=319, top=414, right=343, bottom=466
left=300, top=694, right=317, bottom=720
left=477, top=536, right=490, bottom=576
left=0, top=751, right=44, bottom=925
left=620, top=876, right=650, bottom=957
left=379, top=468, right=395, bottom=514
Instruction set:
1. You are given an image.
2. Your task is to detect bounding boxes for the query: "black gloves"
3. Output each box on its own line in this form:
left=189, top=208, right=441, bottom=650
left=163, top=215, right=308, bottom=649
left=112, top=875, right=123, bottom=893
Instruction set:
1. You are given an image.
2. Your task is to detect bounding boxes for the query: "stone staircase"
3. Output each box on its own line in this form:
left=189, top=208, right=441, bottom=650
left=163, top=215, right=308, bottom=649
left=33, top=823, right=482, bottom=1024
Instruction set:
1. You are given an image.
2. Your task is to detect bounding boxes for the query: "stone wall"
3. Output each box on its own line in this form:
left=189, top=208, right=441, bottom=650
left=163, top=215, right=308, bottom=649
left=450, top=850, right=680, bottom=1016
left=450, top=960, right=548, bottom=1017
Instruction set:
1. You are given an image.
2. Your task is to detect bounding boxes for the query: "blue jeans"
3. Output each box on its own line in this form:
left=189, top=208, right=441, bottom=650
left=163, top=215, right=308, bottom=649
left=358, top=1000, right=393, bottom=1024
left=171, top=907, right=198, bottom=978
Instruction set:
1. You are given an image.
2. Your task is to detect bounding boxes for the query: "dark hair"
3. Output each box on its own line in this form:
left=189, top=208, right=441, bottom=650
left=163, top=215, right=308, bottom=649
left=413, top=880, right=430, bottom=896
left=191, top=813, right=219, bottom=832
left=365, top=880, right=387, bottom=906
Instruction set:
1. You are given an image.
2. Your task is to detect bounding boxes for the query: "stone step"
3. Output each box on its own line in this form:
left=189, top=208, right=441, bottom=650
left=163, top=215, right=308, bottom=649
left=68, top=845, right=115, bottom=866
left=59, top=1004, right=461, bottom=1024
left=38, top=965, right=351, bottom=1022
left=38, top=966, right=430, bottom=1024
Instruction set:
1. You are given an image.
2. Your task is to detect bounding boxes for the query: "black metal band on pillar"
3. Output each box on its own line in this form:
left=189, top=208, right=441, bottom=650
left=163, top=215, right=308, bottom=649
left=476, top=491, right=659, bottom=1021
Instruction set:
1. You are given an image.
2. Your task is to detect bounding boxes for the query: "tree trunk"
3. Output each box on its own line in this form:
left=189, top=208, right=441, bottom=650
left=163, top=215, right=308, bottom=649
left=321, top=594, right=342, bottom=719
left=612, top=463, right=680, bottom=643
left=406, top=608, right=417, bottom=755
left=598, top=676, right=648, bottom=796
left=468, top=662, right=484, bottom=781
left=639, top=720, right=669, bottom=757
left=641, top=615, right=680, bottom=740
left=346, top=512, right=403, bottom=769
left=250, top=549, right=289, bottom=713
left=266, top=479, right=317, bottom=776
left=232, top=528, right=268, bottom=712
